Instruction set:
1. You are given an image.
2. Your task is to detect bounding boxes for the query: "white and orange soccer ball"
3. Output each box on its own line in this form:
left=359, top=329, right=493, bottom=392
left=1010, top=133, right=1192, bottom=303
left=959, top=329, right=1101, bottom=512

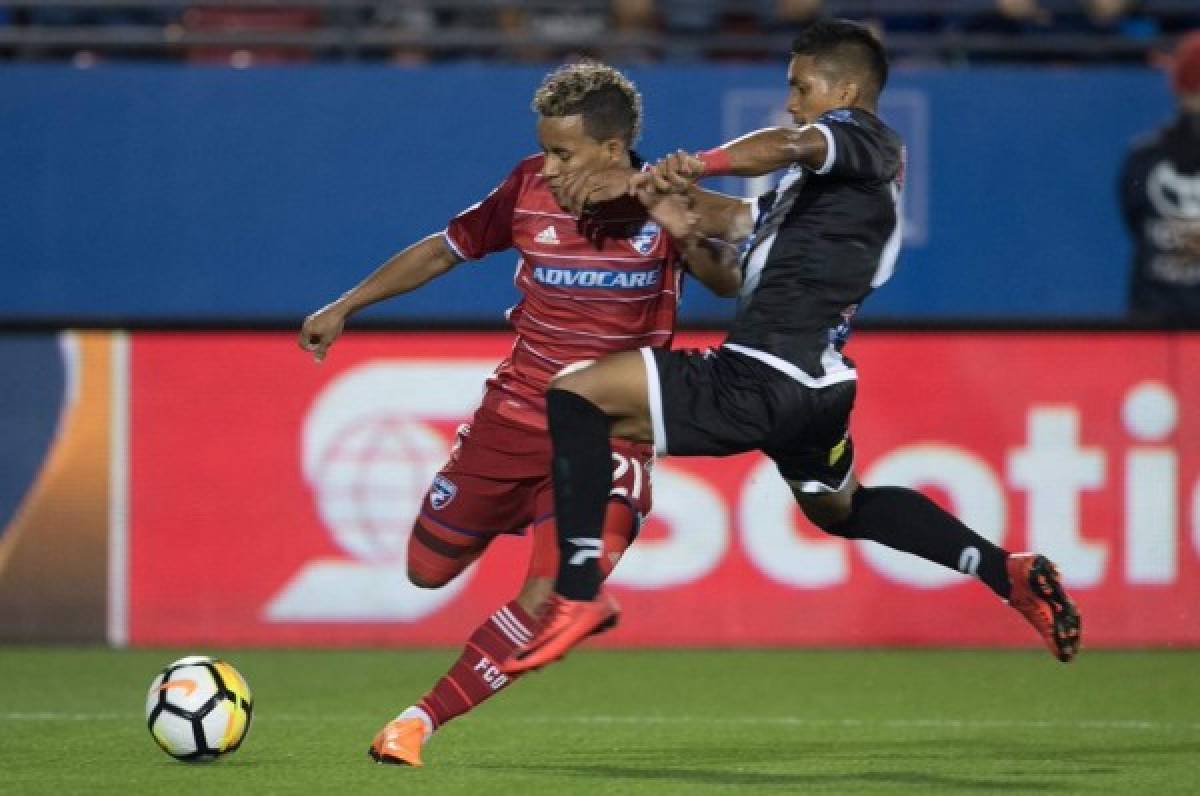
left=144, top=655, right=253, bottom=762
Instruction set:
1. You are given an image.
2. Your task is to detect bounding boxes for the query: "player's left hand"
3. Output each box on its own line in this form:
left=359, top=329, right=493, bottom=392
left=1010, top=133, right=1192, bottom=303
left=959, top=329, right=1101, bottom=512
left=298, top=304, right=346, bottom=363
left=638, top=190, right=700, bottom=244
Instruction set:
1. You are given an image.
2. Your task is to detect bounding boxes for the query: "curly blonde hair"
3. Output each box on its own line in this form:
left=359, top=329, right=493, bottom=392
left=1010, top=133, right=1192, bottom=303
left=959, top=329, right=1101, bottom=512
left=532, top=61, right=643, bottom=145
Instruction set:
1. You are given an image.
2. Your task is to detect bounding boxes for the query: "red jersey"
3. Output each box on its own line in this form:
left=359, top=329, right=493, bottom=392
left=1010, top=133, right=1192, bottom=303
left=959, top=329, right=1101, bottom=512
left=444, top=155, right=683, bottom=430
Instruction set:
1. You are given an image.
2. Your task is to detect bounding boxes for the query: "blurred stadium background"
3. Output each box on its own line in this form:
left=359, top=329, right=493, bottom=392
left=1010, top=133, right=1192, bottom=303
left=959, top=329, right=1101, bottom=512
left=2, top=2, right=1199, bottom=791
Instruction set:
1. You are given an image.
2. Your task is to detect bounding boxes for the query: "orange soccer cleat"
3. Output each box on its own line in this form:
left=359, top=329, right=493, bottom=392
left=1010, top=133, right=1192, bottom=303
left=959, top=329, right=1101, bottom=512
left=367, top=717, right=426, bottom=767
left=1006, top=553, right=1082, bottom=663
left=501, top=591, right=620, bottom=675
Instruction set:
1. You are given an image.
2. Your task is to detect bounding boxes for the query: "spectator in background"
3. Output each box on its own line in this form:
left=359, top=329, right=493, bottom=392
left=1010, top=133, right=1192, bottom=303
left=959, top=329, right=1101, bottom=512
left=958, top=0, right=1062, bottom=62
left=606, top=0, right=660, bottom=63
left=497, top=1, right=608, bottom=63
left=436, top=1, right=502, bottom=60
left=867, top=0, right=946, bottom=37
left=714, top=0, right=776, bottom=62
left=180, top=6, right=322, bottom=66
left=659, top=0, right=763, bottom=61
left=0, top=3, right=10, bottom=63
left=1119, top=31, right=1200, bottom=326
left=959, top=0, right=1155, bottom=62
left=1144, top=0, right=1200, bottom=36
left=660, top=0, right=720, bottom=42
left=869, top=1, right=949, bottom=66
left=21, top=2, right=175, bottom=63
left=964, top=0, right=1055, bottom=35
left=471, top=1, right=659, bottom=65
left=1049, top=0, right=1159, bottom=51
left=1074, top=0, right=1157, bottom=38
left=774, top=0, right=825, bottom=35
left=369, top=1, right=436, bottom=65
left=1049, top=0, right=1160, bottom=64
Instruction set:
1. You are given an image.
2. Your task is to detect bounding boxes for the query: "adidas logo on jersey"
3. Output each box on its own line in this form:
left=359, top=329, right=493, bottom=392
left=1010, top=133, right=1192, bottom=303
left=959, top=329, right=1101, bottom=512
left=534, top=226, right=560, bottom=245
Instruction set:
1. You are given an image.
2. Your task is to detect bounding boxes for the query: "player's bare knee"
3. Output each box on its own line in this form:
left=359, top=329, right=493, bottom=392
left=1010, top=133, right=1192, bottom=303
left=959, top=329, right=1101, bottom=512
left=515, top=577, right=554, bottom=615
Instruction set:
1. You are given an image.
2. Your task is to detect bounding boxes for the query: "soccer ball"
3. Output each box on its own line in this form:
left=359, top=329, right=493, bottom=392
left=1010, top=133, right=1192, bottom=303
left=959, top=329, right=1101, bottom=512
left=145, top=655, right=253, bottom=762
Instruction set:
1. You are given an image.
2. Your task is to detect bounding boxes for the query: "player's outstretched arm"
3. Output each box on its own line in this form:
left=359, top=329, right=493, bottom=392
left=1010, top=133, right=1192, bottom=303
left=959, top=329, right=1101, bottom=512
left=681, top=186, right=755, bottom=245
left=298, top=233, right=462, bottom=362
left=635, top=188, right=741, bottom=298
left=639, top=155, right=755, bottom=245
left=695, top=125, right=829, bottom=177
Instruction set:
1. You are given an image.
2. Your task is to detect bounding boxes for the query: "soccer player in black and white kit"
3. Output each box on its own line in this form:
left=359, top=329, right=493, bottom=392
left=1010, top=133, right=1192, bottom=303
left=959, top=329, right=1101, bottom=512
left=503, top=19, right=1082, bottom=675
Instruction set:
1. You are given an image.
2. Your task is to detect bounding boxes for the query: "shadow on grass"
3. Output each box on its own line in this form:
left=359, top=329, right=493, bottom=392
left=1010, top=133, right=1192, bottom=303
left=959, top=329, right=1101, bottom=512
left=486, top=764, right=1072, bottom=791
left=468, top=738, right=1125, bottom=792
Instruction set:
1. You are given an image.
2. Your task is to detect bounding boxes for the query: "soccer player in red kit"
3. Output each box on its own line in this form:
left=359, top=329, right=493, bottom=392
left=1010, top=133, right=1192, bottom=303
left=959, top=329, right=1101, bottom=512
left=299, top=62, right=740, bottom=767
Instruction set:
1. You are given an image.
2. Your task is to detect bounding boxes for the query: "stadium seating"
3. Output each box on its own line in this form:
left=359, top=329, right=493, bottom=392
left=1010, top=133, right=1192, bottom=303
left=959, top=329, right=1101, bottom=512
left=0, top=0, right=1196, bottom=64
left=181, top=6, right=322, bottom=65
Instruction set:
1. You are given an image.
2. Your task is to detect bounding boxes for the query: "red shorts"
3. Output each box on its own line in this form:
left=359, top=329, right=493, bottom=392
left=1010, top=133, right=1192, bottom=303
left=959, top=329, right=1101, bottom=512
left=408, top=406, right=654, bottom=587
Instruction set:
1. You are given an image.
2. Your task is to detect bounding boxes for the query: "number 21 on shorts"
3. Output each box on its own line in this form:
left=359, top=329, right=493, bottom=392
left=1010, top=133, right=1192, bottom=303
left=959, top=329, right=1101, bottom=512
left=609, top=451, right=645, bottom=501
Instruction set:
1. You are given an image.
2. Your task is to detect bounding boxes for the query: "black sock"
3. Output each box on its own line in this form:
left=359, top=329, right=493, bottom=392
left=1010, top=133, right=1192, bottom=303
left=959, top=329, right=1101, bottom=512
left=547, top=389, right=612, bottom=600
left=830, top=486, right=1012, bottom=598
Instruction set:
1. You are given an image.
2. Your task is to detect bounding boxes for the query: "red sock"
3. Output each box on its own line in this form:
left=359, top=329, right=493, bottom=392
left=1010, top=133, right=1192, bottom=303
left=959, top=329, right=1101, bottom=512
left=417, top=601, right=539, bottom=730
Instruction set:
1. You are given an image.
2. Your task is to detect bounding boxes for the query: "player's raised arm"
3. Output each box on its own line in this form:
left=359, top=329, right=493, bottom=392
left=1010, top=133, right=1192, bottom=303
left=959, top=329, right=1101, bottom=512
left=298, top=234, right=463, bottom=362
left=692, top=125, right=831, bottom=178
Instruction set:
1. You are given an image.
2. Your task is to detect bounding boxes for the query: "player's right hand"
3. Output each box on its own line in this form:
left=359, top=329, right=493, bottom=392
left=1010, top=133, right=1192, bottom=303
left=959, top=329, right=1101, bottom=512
left=298, top=305, right=346, bottom=363
left=642, top=193, right=701, bottom=245
left=647, top=150, right=705, bottom=194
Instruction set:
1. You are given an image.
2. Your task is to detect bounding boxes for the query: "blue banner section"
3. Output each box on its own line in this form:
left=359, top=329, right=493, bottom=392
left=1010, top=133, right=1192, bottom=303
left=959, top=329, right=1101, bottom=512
left=0, top=336, right=66, bottom=535
left=1, top=65, right=1173, bottom=321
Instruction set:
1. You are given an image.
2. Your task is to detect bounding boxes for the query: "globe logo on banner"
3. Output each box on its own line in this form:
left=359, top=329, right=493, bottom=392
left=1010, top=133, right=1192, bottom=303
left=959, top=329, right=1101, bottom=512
left=264, top=361, right=494, bottom=622
left=309, top=415, right=445, bottom=562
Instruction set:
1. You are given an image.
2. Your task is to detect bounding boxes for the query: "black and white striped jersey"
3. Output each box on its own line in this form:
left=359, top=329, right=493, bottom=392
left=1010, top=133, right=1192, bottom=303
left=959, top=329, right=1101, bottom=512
left=724, top=107, right=904, bottom=386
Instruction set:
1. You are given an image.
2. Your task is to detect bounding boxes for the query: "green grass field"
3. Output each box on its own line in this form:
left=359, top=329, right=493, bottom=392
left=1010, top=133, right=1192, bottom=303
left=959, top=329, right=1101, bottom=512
left=1, top=648, right=1197, bottom=794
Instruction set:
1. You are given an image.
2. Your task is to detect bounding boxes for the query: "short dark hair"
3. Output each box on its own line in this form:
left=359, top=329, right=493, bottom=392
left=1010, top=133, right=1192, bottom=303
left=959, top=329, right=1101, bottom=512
left=791, top=19, right=888, bottom=98
left=532, top=61, right=643, bottom=145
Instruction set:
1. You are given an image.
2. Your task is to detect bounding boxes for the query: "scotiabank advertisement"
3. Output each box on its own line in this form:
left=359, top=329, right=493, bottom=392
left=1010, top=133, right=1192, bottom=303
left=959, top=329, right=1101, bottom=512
left=127, top=331, right=1200, bottom=647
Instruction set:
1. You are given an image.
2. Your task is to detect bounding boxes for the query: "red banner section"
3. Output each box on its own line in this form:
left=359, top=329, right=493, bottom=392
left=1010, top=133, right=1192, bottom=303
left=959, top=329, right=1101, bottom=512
left=128, top=332, right=1200, bottom=648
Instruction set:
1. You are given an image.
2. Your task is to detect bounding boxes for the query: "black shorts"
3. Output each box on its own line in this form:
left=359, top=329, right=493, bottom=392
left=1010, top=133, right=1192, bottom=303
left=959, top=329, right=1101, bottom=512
left=641, top=345, right=856, bottom=493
